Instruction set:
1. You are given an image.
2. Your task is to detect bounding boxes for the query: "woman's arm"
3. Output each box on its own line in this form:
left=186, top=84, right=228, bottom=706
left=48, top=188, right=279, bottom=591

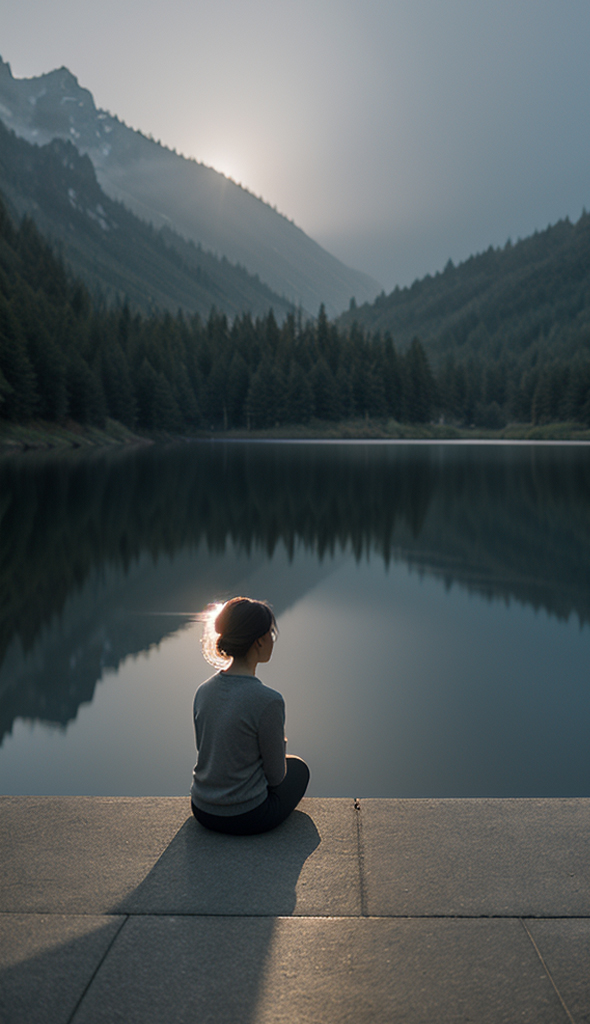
left=258, top=699, right=287, bottom=786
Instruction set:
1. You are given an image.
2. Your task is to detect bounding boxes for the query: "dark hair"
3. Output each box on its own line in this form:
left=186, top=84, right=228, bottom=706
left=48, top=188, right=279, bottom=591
left=214, top=597, right=277, bottom=659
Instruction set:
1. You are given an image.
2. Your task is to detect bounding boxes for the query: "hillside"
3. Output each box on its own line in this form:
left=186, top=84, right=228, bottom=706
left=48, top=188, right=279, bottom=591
left=338, top=213, right=590, bottom=365
left=0, top=185, right=443, bottom=435
left=0, top=57, right=380, bottom=316
left=0, top=120, right=293, bottom=319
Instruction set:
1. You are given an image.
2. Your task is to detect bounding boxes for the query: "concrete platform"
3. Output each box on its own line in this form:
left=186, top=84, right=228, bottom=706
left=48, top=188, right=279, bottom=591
left=1, top=797, right=589, bottom=1022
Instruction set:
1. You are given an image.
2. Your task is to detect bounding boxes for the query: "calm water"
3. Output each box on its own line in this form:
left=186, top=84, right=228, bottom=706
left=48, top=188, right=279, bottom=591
left=1, top=440, right=589, bottom=798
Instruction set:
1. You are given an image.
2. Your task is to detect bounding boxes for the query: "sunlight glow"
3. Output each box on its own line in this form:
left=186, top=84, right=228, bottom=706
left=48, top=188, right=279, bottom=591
left=204, top=153, right=245, bottom=186
left=200, top=601, right=231, bottom=669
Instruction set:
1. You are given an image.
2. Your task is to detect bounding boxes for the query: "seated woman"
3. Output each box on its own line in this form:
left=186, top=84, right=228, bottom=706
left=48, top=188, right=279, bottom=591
left=191, top=596, right=310, bottom=835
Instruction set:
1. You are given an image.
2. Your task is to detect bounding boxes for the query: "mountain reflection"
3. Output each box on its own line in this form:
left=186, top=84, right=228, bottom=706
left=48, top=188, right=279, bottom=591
left=1, top=440, right=589, bottom=741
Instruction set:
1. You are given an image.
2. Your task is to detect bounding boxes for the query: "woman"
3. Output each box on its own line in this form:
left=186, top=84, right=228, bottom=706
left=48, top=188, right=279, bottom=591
left=191, top=596, right=310, bottom=834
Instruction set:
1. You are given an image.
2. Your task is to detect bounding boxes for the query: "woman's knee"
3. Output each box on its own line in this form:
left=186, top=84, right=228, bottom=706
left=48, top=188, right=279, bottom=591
left=285, top=755, right=310, bottom=794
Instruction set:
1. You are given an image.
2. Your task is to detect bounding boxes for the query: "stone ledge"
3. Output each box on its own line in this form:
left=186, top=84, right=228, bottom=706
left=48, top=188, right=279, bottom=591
left=2, top=797, right=589, bottom=1023
left=2, top=796, right=590, bottom=918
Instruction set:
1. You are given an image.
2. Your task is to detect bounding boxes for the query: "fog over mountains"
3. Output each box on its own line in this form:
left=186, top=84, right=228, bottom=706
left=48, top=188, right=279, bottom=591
left=0, top=57, right=380, bottom=317
left=0, top=119, right=296, bottom=319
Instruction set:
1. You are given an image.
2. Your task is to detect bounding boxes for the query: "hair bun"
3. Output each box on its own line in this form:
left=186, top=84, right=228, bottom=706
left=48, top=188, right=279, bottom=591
left=201, top=596, right=277, bottom=667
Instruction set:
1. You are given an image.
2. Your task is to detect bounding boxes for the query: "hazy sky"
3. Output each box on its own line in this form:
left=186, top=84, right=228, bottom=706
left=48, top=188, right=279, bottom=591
left=3, top=0, right=590, bottom=290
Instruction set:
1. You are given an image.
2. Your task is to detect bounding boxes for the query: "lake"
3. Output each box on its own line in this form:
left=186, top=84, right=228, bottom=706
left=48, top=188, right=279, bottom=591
left=1, top=439, right=589, bottom=798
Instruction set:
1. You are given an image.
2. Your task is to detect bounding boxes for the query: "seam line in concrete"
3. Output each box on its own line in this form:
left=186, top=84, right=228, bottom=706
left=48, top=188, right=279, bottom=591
left=7, top=913, right=590, bottom=925
left=5, top=913, right=590, bottom=921
left=354, top=797, right=368, bottom=917
left=66, top=914, right=129, bottom=1024
left=520, top=918, right=575, bottom=1024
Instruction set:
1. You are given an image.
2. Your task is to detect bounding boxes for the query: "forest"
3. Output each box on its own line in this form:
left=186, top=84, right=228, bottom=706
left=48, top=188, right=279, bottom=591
left=1, top=189, right=590, bottom=433
left=340, top=211, right=590, bottom=428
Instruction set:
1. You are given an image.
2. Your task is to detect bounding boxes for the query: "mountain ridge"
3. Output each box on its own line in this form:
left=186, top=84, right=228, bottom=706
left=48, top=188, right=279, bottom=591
left=0, top=118, right=295, bottom=318
left=337, top=211, right=590, bottom=366
left=0, top=57, right=381, bottom=316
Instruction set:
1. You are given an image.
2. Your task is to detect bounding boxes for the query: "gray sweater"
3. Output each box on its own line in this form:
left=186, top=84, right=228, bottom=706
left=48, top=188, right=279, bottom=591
left=191, top=671, right=287, bottom=816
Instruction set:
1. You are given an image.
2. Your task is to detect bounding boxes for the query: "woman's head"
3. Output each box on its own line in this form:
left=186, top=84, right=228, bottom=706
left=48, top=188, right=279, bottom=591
left=201, top=597, right=277, bottom=668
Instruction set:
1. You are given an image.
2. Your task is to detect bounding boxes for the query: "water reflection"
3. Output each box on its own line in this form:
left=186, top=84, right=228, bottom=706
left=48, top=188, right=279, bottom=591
left=1, top=441, right=589, bottom=795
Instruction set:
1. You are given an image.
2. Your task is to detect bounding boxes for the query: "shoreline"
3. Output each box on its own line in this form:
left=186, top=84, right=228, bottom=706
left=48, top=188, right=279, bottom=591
left=0, top=418, right=152, bottom=454
left=2, top=416, right=590, bottom=453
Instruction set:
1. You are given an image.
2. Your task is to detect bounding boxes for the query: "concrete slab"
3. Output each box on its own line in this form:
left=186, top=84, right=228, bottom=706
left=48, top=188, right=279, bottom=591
left=0, top=796, right=189, bottom=914
left=121, top=798, right=360, bottom=917
left=72, top=916, right=569, bottom=1024
left=359, top=798, right=590, bottom=917
left=526, top=919, right=590, bottom=1023
left=0, top=913, right=124, bottom=1024
left=0, top=796, right=359, bottom=917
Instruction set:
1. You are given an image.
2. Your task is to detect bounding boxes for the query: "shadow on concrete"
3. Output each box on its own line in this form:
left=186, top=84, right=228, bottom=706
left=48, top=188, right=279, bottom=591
left=0, top=810, right=321, bottom=1024
left=0, top=915, right=125, bottom=1024
left=116, top=807, right=321, bottom=916
left=102, top=808, right=322, bottom=1023
left=0, top=916, right=289, bottom=1024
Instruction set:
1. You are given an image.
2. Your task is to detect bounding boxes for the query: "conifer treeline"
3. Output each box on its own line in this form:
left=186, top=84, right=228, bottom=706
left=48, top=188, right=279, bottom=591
left=2, top=198, right=590, bottom=431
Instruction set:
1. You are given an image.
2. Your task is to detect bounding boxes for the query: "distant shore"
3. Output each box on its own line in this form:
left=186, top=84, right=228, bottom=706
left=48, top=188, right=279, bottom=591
left=201, top=418, right=590, bottom=443
left=2, top=416, right=590, bottom=453
left=0, top=418, right=151, bottom=453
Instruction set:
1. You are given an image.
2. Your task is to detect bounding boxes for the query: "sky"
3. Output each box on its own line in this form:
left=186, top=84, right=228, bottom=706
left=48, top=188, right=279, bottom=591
left=3, top=0, right=590, bottom=291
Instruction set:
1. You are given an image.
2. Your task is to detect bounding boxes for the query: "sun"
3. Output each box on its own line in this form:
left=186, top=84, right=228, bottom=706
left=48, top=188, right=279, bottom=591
left=207, top=154, right=244, bottom=184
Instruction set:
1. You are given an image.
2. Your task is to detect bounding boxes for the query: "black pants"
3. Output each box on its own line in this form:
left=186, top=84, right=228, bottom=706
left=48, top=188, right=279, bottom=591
left=191, top=755, right=310, bottom=835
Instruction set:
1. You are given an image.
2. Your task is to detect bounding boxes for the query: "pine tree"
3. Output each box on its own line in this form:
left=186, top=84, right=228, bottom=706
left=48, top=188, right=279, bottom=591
left=245, top=358, right=279, bottom=428
left=66, top=352, right=107, bottom=426
left=201, top=359, right=229, bottom=427
left=404, top=338, right=435, bottom=423
left=437, top=354, right=457, bottom=420
left=311, top=356, right=340, bottom=420
left=11, top=288, right=67, bottom=421
left=566, top=361, right=590, bottom=423
left=265, top=309, right=280, bottom=355
left=172, top=362, right=200, bottom=426
left=151, top=372, right=182, bottom=431
left=0, top=295, right=38, bottom=420
left=285, top=361, right=314, bottom=424
left=28, top=327, right=67, bottom=421
left=335, top=365, right=354, bottom=420
left=135, top=358, right=181, bottom=430
left=226, top=352, right=250, bottom=427
left=382, top=334, right=403, bottom=420
left=0, top=365, right=13, bottom=412
left=97, top=339, right=137, bottom=427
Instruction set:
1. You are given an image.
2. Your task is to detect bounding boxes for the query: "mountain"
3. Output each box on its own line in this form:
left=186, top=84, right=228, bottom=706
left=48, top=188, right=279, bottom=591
left=338, top=212, right=590, bottom=365
left=0, top=57, right=381, bottom=316
left=0, top=119, right=294, bottom=319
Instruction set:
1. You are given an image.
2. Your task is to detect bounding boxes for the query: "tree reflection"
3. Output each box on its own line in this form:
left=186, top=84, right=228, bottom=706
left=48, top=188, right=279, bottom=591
left=1, top=441, right=589, bottom=738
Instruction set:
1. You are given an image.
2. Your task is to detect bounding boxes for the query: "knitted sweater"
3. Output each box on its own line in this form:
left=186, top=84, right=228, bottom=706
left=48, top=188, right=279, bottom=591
left=190, top=671, right=287, bottom=816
